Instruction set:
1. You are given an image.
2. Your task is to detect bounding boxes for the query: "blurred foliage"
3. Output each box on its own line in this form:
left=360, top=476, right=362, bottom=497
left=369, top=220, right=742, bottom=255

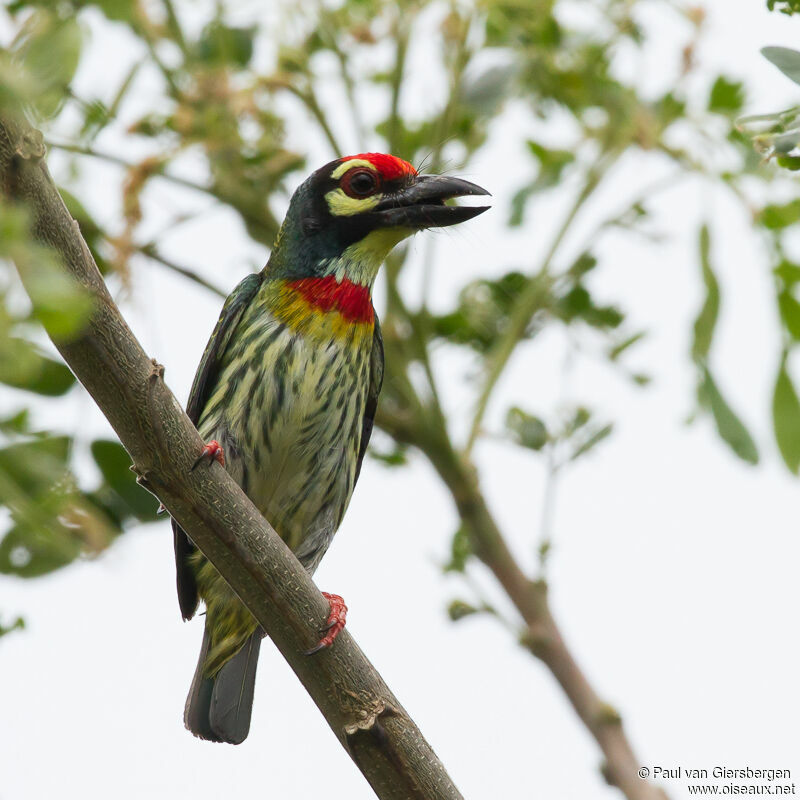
left=739, top=47, right=800, bottom=166
left=0, top=614, right=25, bottom=638
left=767, top=0, right=800, bottom=14
left=0, top=0, right=797, bottom=624
left=0, top=418, right=157, bottom=581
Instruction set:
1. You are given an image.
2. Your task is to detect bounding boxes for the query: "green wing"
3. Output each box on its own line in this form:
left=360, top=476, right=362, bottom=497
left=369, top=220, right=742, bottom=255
left=173, top=272, right=262, bottom=620
left=354, top=313, right=384, bottom=486
left=185, top=273, right=263, bottom=425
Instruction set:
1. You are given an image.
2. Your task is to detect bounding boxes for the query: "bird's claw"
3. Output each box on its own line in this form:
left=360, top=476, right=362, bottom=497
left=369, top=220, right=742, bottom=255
left=305, top=592, right=347, bottom=656
left=156, top=502, right=167, bottom=515
left=191, top=440, right=225, bottom=471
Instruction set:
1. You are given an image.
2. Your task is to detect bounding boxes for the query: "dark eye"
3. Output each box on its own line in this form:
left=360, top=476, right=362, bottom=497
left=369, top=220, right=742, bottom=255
left=341, top=168, right=378, bottom=198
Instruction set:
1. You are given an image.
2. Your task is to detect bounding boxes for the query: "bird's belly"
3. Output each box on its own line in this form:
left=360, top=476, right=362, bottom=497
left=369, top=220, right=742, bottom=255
left=198, top=318, right=371, bottom=567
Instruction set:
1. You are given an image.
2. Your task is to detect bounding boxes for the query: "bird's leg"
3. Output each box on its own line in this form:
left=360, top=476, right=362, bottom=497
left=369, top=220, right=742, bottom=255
left=191, top=439, right=226, bottom=470
left=305, top=592, right=348, bottom=655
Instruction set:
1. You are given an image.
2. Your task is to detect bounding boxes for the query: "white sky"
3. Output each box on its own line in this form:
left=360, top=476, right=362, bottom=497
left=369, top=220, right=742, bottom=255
left=2, top=2, right=800, bottom=799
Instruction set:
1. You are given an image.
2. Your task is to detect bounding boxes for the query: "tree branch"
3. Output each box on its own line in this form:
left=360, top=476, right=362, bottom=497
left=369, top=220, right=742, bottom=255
left=47, top=140, right=281, bottom=245
left=138, top=242, right=227, bottom=298
left=286, top=84, right=343, bottom=158
left=377, top=404, right=669, bottom=800
left=464, top=156, right=618, bottom=454
left=0, top=111, right=463, bottom=800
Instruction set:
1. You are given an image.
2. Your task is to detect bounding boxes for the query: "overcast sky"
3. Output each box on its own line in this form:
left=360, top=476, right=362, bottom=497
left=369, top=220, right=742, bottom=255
left=2, top=2, right=800, bottom=799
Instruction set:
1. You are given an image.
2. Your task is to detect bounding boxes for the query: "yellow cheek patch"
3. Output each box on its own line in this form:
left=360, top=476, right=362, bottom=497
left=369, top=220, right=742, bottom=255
left=325, top=187, right=380, bottom=217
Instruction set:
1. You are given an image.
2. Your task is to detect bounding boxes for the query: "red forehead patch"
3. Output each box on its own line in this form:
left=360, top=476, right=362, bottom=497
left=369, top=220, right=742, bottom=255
left=342, top=153, right=416, bottom=180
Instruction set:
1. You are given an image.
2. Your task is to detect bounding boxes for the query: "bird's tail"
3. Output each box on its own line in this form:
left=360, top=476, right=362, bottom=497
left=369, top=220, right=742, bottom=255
left=184, top=620, right=262, bottom=745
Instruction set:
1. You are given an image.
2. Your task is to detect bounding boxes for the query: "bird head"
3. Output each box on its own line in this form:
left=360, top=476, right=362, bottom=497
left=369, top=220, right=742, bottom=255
left=267, top=153, right=490, bottom=288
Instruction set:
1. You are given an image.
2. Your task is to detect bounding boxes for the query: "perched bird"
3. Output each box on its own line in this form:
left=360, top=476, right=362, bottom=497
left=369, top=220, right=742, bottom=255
left=173, top=152, right=489, bottom=744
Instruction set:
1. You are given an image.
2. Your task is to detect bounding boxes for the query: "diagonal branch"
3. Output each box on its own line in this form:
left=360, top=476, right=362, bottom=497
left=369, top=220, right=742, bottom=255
left=138, top=243, right=227, bottom=297
left=0, top=111, right=463, bottom=800
left=377, top=403, right=669, bottom=800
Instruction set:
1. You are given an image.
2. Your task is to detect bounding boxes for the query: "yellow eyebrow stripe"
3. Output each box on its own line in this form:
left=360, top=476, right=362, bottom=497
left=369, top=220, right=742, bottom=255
left=330, top=159, right=378, bottom=179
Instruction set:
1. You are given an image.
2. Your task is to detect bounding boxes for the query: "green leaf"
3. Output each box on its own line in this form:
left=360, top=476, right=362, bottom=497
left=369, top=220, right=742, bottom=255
left=369, top=441, right=408, bottom=467
left=447, top=599, right=479, bottom=622
left=93, top=0, right=139, bottom=23
left=708, top=76, right=745, bottom=114
left=431, top=271, right=535, bottom=353
left=14, top=11, right=83, bottom=118
left=91, top=440, right=158, bottom=522
left=778, top=290, right=800, bottom=340
left=0, top=201, right=91, bottom=338
left=762, top=46, right=800, bottom=86
left=761, top=199, right=800, bottom=229
left=0, top=338, right=75, bottom=396
left=555, top=285, right=623, bottom=329
left=0, top=198, right=32, bottom=249
left=774, top=259, right=800, bottom=287
left=570, top=423, right=613, bottom=461
left=0, top=436, right=70, bottom=503
left=567, top=252, right=598, bottom=278
left=443, top=526, right=472, bottom=573
left=772, top=354, right=800, bottom=473
left=565, top=407, right=592, bottom=435
left=506, top=407, right=548, bottom=450
left=691, top=225, right=720, bottom=362
left=609, top=332, right=646, bottom=361
left=700, top=368, right=759, bottom=465
left=21, top=258, right=93, bottom=340
left=510, top=141, right=575, bottom=226
left=767, top=1, right=800, bottom=15
left=776, top=154, right=800, bottom=170
left=0, top=615, right=24, bottom=639
left=654, top=91, right=686, bottom=126
left=0, top=521, right=82, bottom=577
left=0, top=410, right=30, bottom=435
left=198, top=22, right=255, bottom=67
left=0, top=438, right=122, bottom=580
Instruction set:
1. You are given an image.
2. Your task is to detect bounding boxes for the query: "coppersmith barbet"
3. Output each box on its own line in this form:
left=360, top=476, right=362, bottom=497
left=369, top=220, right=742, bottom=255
left=173, top=153, right=489, bottom=744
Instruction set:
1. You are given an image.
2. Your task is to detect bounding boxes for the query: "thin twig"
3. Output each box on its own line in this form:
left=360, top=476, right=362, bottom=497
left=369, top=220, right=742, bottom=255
left=286, top=85, right=343, bottom=157
left=316, top=7, right=366, bottom=149
left=48, top=140, right=279, bottom=245
left=377, top=402, right=669, bottom=800
left=464, top=154, right=620, bottom=454
left=386, top=17, right=410, bottom=156
left=138, top=243, right=227, bottom=297
left=161, top=0, right=189, bottom=57
left=48, top=140, right=219, bottom=200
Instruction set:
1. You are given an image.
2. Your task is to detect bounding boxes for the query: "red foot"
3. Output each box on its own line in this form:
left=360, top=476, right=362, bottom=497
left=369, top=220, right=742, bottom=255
left=305, top=592, right=348, bottom=655
left=191, top=439, right=225, bottom=471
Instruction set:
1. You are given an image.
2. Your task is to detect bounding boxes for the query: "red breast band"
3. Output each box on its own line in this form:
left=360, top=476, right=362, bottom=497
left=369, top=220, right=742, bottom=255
left=288, top=276, right=374, bottom=324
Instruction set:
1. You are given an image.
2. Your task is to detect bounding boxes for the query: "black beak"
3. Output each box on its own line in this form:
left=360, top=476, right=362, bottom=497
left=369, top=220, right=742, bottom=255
left=373, top=175, right=491, bottom=229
